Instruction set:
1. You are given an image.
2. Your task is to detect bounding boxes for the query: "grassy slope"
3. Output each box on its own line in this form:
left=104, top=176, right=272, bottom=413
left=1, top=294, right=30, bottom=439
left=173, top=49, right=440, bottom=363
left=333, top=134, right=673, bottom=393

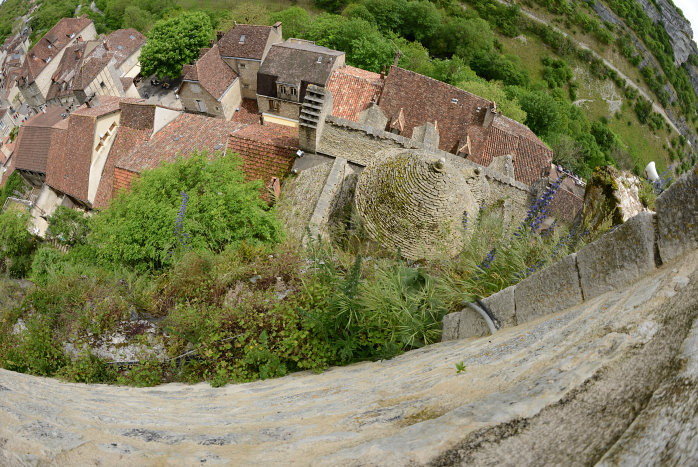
left=500, top=32, right=675, bottom=173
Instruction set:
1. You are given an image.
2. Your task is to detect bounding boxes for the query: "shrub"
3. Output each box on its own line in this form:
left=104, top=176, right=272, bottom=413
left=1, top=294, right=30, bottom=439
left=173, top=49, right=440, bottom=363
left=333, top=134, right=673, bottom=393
left=88, top=151, right=284, bottom=272
left=57, top=352, right=117, bottom=384
left=0, top=209, right=36, bottom=277
left=47, top=206, right=90, bottom=246
left=30, top=246, right=67, bottom=285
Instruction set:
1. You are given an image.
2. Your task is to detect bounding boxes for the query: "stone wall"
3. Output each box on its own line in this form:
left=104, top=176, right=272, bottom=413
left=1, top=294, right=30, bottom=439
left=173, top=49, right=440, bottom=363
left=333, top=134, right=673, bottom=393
left=316, top=116, right=534, bottom=227
left=443, top=167, right=697, bottom=340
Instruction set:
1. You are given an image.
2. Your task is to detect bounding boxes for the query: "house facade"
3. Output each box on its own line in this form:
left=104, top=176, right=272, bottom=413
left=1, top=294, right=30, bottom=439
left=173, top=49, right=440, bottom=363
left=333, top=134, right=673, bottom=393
left=17, top=16, right=97, bottom=108
left=217, top=23, right=283, bottom=99
left=179, top=44, right=241, bottom=120
left=256, top=40, right=345, bottom=127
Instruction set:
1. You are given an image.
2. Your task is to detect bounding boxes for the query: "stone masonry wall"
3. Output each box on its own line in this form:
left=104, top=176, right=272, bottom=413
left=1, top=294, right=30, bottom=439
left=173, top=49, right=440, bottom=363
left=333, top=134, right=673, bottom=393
left=443, top=167, right=698, bottom=340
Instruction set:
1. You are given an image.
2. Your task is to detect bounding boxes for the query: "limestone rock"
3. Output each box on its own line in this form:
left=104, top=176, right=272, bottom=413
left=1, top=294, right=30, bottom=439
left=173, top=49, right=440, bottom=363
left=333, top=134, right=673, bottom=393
left=656, top=166, right=698, bottom=264
left=581, top=166, right=652, bottom=230
left=354, top=149, right=477, bottom=260
left=577, top=212, right=656, bottom=300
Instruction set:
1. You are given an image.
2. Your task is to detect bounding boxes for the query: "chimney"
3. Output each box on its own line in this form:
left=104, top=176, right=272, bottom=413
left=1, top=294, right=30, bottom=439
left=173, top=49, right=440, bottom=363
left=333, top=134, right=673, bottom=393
left=103, top=40, right=110, bottom=51
left=380, top=65, right=386, bottom=80
left=483, top=102, right=496, bottom=129
left=216, top=31, right=224, bottom=42
left=209, top=39, right=214, bottom=47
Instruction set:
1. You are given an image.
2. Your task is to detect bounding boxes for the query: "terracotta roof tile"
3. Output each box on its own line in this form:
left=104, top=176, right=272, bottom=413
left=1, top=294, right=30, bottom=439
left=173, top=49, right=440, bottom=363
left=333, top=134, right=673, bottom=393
left=19, top=16, right=93, bottom=84
left=182, top=44, right=237, bottom=100
left=326, top=66, right=383, bottom=122
left=378, top=66, right=552, bottom=185
left=115, top=113, right=244, bottom=173
left=105, top=28, right=146, bottom=70
left=12, top=107, right=69, bottom=174
left=218, top=24, right=274, bottom=60
left=45, top=113, right=93, bottom=202
left=227, top=123, right=298, bottom=189
left=231, top=98, right=261, bottom=125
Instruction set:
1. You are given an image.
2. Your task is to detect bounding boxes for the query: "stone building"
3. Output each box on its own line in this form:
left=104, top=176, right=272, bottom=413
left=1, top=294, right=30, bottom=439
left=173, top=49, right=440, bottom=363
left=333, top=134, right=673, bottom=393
left=216, top=23, right=283, bottom=99
left=17, top=16, right=97, bottom=108
left=45, top=30, right=144, bottom=109
left=179, top=44, right=241, bottom=120
left=256, top=40, right=345, bottom=127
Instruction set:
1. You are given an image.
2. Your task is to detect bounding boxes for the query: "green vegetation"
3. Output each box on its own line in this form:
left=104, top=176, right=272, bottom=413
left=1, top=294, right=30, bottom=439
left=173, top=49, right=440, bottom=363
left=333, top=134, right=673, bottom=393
left=139, top=11, right=212, bottom=79
left=0, top=154, right=590, bottom=386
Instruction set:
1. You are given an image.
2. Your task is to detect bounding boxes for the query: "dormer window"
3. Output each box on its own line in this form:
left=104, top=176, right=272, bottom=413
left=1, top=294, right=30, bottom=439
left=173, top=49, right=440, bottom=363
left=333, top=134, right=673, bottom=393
left=239, top=34, right=246, bottom=44
left=451, top=98, right=458, bottom=104
left=47, top=44, right=52, bottom=49
left=45, top=56, right=51, bottom=63
left=70, top=33, right=75, bottom=38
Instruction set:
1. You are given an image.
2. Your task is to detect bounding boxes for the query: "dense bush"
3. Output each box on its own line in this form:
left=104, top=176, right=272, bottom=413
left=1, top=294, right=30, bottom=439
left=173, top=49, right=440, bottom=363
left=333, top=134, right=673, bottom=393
left=0, top=209, right=35, bottom=277
left=89, top=151, right=283, bottom=271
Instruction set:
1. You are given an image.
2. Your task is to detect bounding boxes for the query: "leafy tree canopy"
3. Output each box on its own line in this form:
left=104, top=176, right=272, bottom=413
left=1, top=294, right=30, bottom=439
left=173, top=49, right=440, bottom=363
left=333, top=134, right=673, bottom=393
left=139, top=11, right=212, bottom=79
left=88, top=151, right=283, bottom=271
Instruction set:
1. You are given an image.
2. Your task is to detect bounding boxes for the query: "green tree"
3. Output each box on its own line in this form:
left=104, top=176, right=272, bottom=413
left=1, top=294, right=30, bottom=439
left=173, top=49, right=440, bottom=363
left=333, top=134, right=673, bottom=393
left=139, top=11, right=212, bottom=79
left=269, top=7, right=311, bottom=39
left=457, top=79, right=527, bottom=123
left=518, top=90, right=562, bottom=138
left=0, top=209, right=35, bottom=277
left=88, top=151, right=283, bottom=271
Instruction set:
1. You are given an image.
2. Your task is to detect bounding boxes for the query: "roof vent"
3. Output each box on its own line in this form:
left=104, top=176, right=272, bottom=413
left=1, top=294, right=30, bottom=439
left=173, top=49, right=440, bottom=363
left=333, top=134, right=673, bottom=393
left=214, top=143, right=224, bottom=150
left=451, top=98, right=458, bottom=104
left=239, top=34, right=246, bottom=44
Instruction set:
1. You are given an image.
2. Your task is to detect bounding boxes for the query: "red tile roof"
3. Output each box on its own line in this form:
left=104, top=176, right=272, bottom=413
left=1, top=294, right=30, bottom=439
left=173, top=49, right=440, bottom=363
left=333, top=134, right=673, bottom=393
left=45, top=114, right=92, bottom=202
left=181, top=44, right=237, bottom=100
left=378, top=66, right=552, bottom=185
left=19, top=16, right=93, bottom=84
left=231, top=98, right=261, bottom=125
left=93, top=102, right=159, bottom=208
left=327, top=66, right=384, bottom=122
left=105, top=28, right=146, bottom=69
left=228, top=123, right=298, bottom=191
left=45, top=97, right=144, bottom=204
left=218, top=24, right=275, bottom=60
left=12, top=107, right=69, bottom=174
left=115, top=113, right=244, bottom=173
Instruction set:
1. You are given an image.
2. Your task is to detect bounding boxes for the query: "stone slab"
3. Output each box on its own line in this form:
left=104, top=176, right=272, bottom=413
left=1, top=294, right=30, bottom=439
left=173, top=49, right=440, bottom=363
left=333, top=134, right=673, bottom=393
left=481, top=285, right=517, bottom=328
left=515, top=253, right=582, bottom=324
left=655, top=167, right=698, bottom=264
left=458, top=307, right=491, bottom=338
left=441, top=312, right=461, bottom=341
left=577, top=212, right=656, bottom=300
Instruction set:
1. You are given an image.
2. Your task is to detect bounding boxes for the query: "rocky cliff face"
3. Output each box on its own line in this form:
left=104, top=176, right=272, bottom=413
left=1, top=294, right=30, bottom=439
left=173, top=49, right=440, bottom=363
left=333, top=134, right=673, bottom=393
left=635, top=0, right=698, bottom=66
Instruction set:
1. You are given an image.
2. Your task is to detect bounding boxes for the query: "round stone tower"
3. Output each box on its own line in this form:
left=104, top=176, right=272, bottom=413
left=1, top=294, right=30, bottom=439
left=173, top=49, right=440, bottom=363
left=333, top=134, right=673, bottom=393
left=354, top=149, right=477, bottom=260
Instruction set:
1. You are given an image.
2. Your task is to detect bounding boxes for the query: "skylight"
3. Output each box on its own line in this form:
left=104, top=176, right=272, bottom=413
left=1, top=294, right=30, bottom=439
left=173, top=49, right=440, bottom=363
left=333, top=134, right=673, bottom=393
left=117, top=45, right=123, bottom=50
left=239, top=34, right=246, bottom=44
left=129, top=34, right=135, bottom=40
left=317, top=56, right=322, bottom=63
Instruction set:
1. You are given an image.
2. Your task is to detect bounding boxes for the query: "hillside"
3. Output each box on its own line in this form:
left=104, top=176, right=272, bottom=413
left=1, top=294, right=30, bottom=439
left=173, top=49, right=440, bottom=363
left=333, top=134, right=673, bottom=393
left=1, top=0, right=695, bottom=180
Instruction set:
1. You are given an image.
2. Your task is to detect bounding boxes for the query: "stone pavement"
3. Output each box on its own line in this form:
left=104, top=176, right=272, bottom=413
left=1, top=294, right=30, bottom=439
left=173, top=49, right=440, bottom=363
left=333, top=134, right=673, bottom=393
left=1, top=249, right=697, bottom=466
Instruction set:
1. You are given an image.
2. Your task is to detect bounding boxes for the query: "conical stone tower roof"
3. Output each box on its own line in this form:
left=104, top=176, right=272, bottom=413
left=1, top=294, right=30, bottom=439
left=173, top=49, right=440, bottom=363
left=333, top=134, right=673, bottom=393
left=355, top=149, right=477, bottom=260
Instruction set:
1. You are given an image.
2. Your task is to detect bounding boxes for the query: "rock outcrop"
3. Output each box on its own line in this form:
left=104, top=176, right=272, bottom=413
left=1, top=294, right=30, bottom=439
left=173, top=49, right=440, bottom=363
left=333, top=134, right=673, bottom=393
left=581, top=165, right=652, bottom=231
left=636, top=0, right=698, bottom=66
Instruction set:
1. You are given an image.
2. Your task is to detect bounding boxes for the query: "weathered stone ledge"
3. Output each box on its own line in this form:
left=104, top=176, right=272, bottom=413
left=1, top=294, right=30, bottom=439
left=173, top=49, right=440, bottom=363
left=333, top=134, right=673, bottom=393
left=444, top=166, right=698, bottom=340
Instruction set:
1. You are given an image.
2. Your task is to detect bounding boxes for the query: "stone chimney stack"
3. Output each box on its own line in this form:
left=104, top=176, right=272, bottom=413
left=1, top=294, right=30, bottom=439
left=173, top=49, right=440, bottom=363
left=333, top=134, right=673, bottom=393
left=298, top=84, right=333, bottom=153
left=483, top=101, right=497, bottom=129
left=216, top=31, right=224, bottom=42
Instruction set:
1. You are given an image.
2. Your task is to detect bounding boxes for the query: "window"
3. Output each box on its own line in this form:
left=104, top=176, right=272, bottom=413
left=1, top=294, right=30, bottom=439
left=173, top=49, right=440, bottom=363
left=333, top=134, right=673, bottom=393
left=196, top=99, right=208, bottom=113
left=451, top=98, right=458, bottom=104
left=316, top=56, right=322, bottom=63
left=45, top=56, right=51, bottom=63
left=268, top=100, right=279, bottom=112
left=190, top=83, right=201, bottom=93
left=100, top=81, right=105, bottom=88
left=239, top=63, right=245, bottom=68
left=290, top=87, right=297, bottom=97
left=239, top=34, right=246, bottom=44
